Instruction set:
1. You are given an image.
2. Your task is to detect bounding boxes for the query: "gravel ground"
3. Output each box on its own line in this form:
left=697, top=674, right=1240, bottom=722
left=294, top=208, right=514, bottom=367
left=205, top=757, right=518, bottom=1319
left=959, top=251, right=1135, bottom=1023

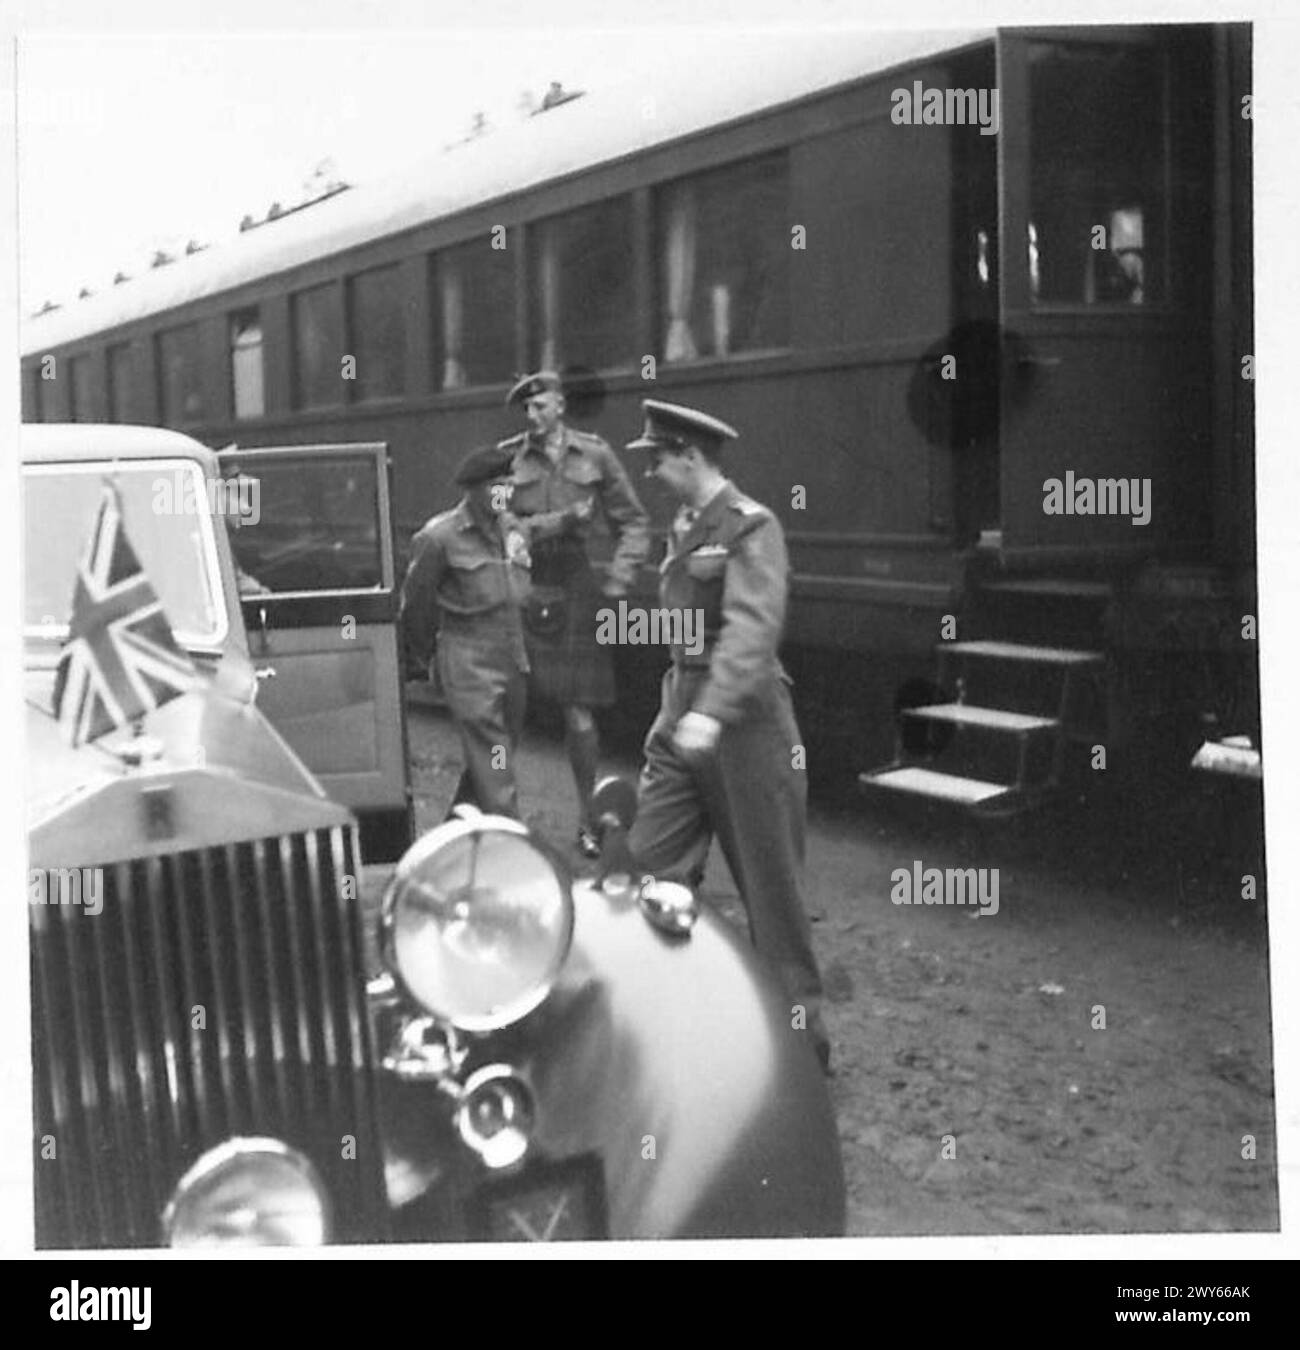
left=382, top=701, right=1277, bottom=1238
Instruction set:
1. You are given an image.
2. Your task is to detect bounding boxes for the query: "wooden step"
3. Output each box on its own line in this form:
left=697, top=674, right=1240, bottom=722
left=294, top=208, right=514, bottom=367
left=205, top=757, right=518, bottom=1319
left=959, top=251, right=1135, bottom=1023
left=859, top=765, right=1010, bottom=804
left=903, top=703, right=1059, bottom=733
left=940, top=640, right=1103, bottom=665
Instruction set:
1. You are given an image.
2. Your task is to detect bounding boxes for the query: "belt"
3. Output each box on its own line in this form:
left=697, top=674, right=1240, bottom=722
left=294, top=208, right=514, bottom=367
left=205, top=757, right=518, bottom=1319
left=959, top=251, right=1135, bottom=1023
left=439, top=612, right=522, bottom=639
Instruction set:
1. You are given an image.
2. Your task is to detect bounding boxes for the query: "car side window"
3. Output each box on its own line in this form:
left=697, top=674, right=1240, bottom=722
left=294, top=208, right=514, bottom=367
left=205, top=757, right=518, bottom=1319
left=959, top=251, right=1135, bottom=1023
left=222, top=454, right=385, bottom=594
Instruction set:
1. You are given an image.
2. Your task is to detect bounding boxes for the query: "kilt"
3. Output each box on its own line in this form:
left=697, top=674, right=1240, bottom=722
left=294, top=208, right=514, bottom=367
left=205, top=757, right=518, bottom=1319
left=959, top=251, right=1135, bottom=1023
left=524, top=576, right=616, bottom=708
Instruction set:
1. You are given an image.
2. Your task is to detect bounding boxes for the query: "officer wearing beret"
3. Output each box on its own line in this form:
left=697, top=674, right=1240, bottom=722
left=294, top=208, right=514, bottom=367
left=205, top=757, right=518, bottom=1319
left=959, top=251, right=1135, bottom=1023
left=399, top=444, right=542, bottom=818
left=501, top=371, right=650, bottom=855
left=625, top=399, right=830, bottom=1071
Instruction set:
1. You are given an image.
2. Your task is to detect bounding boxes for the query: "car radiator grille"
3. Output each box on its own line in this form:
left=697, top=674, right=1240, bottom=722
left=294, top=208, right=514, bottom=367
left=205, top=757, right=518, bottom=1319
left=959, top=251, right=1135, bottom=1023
left=32, top=826, right=389, bottom=1248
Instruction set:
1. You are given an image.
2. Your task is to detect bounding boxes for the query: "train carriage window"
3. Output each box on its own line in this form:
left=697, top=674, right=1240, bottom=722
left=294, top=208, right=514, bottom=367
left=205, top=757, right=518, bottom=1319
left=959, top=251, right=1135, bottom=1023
left=292, top=283, right=343, bottom=409
left=67, top=354, right=89, bottom=421
left=348, top=265, right=407, bottom=401
left=434, top=238, right=514, bottom=391
left=157, top=324, right=205, bottom=424
left=1027, top=42, right=1168, bottom=307
left=229, top=309, right=265, bottom=419
left=654, top=151, right=790, bottom=362
left=529, top=196, right=637, bottom=372
left=107, top=342, right=134, bottom=422
left=22, top=363, right=41, bottom=422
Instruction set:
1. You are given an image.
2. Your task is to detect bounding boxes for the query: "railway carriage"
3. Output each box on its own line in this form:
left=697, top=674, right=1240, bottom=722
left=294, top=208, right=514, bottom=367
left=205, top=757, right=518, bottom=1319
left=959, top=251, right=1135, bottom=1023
left=21, top=23, right=1257, bottom=810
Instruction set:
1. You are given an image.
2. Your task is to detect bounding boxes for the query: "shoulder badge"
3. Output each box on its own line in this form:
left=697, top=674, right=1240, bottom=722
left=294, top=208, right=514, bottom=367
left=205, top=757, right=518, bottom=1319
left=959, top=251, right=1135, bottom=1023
left=416, top=506, right=458, bottom=543
left=725, top=495, right=774, bottom=545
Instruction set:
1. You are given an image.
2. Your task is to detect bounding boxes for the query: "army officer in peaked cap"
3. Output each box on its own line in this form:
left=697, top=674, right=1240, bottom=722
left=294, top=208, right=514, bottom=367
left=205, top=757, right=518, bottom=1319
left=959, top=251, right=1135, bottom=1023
left=500, top=370, right=650, bottom=856
left=399, top=443, right=537, bottom=819
left=624, top=399, right=830, bottom=1072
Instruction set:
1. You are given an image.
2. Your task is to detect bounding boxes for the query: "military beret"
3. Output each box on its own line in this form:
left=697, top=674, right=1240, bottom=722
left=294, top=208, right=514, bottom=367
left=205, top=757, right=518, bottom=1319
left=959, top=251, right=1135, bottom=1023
left=625, top=399, right=739, bottom=453
left=454, top=442, right=516, bottom=486
left=506, top=369, right=563, bottom=406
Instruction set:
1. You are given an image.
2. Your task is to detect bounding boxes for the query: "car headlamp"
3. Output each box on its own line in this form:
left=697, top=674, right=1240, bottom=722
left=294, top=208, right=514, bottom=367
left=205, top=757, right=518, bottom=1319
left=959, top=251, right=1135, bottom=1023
left=162, top=1138, right=330, bottom=1247
left=382, top=814, right=574, bottom=1032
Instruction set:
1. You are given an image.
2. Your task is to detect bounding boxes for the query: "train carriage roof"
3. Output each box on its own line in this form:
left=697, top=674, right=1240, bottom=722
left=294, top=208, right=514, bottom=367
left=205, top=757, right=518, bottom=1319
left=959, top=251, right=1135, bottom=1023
left=21, top=26, right=991, bottom=356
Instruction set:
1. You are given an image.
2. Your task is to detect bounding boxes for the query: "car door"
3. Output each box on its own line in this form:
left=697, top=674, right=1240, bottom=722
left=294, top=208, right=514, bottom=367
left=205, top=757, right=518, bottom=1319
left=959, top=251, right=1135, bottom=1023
left=218, top=441, right=413, bottom=862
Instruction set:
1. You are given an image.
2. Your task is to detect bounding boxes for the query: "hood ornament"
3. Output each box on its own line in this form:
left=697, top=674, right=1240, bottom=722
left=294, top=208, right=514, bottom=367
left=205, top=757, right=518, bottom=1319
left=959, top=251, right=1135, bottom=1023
left=638, top=878, right=698, bottom=937
left=115, top=728, right=167, bottom=767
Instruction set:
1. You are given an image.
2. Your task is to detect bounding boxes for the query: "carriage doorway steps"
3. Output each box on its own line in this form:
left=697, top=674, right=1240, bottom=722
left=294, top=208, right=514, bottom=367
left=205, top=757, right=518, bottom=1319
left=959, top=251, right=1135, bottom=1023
left=859, top=639, right=1106, bottom=817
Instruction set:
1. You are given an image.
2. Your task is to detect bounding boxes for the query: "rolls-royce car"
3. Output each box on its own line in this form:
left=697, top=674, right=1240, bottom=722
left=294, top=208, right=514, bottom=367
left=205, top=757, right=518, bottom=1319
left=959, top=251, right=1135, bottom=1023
left=23, top=422, right=844, bottom=1247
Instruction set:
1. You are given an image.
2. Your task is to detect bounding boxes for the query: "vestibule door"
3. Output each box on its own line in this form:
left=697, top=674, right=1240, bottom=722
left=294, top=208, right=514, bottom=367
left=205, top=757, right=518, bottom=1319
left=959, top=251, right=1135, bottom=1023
left=995, top=25, right=1214, bottom=563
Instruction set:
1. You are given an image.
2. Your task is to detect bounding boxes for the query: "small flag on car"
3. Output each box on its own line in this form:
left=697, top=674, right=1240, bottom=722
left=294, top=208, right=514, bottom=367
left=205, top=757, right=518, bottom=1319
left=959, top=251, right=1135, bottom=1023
left=52, top=481, right=198, bottom=746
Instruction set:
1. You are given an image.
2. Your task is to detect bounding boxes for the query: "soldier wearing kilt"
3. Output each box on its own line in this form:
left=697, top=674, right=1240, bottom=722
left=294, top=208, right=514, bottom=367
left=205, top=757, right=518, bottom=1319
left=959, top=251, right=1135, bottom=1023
left=501, top=371, right=650, bottom=855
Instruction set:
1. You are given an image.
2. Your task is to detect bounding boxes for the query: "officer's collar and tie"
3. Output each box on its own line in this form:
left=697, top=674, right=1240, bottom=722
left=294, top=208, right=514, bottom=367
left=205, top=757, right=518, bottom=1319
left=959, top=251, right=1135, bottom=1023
left=530, top=427, right=572, bottom=465
left=667, top=482, right=745, bottom=561
left=671, top=505, right=699, bottom=546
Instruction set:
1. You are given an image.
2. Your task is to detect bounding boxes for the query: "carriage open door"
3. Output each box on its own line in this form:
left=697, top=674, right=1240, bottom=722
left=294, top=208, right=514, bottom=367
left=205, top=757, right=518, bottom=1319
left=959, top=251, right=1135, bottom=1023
left=993, top=25, right=1216, bottom=564
left=218, top=440, right=414, bottom=862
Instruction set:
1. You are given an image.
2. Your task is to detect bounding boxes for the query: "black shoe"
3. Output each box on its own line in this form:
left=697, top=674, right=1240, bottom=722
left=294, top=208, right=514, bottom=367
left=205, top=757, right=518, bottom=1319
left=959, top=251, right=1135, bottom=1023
left=577, top=825, right=601, bottom=859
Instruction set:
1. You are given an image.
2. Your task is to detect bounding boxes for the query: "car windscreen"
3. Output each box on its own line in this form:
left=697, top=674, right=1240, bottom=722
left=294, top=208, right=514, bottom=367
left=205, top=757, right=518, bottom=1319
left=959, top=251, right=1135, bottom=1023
left=24, top=459, right=227, bottom=648
left=221, top=453, right=383, bottom=594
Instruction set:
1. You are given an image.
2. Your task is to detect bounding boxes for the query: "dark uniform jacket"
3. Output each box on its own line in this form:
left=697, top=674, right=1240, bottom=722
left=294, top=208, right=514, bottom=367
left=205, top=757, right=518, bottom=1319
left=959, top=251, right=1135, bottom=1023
left=660, top=479, right=791, bottom=726
left=501, top=426, right=649, bottom=592
left=399, top=500, right=533, bottom=672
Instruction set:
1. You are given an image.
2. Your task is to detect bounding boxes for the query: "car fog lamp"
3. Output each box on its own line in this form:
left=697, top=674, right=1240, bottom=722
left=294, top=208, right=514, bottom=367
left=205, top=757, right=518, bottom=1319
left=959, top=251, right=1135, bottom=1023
left=162, top=1138, right=330, bottom=1248
left=455, top=1065, right=536, bottom=1170
left=383, top=816, right=574, bottom=1031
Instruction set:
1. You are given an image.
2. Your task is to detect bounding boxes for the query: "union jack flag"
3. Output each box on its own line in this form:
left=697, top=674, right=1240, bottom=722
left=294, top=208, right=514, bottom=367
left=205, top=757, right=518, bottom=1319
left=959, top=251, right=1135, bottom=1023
left=52, top=481, right=198, bottom=746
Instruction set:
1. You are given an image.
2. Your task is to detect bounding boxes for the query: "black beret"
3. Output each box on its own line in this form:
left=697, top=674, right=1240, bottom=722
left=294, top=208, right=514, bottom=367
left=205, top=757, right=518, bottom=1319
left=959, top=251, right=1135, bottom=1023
left=506, top=369, right=563, bottom=406
left=625, top=399, right=739, bottom=453
left=454, top=443, right=516, bottom=486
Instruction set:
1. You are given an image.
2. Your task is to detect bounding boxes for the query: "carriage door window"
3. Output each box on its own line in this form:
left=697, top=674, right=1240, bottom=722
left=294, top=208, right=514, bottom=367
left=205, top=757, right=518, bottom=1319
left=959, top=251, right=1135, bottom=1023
left=230, top=309, right=265, bottom=419
left=1027, top=42, right=1168, bottom=306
